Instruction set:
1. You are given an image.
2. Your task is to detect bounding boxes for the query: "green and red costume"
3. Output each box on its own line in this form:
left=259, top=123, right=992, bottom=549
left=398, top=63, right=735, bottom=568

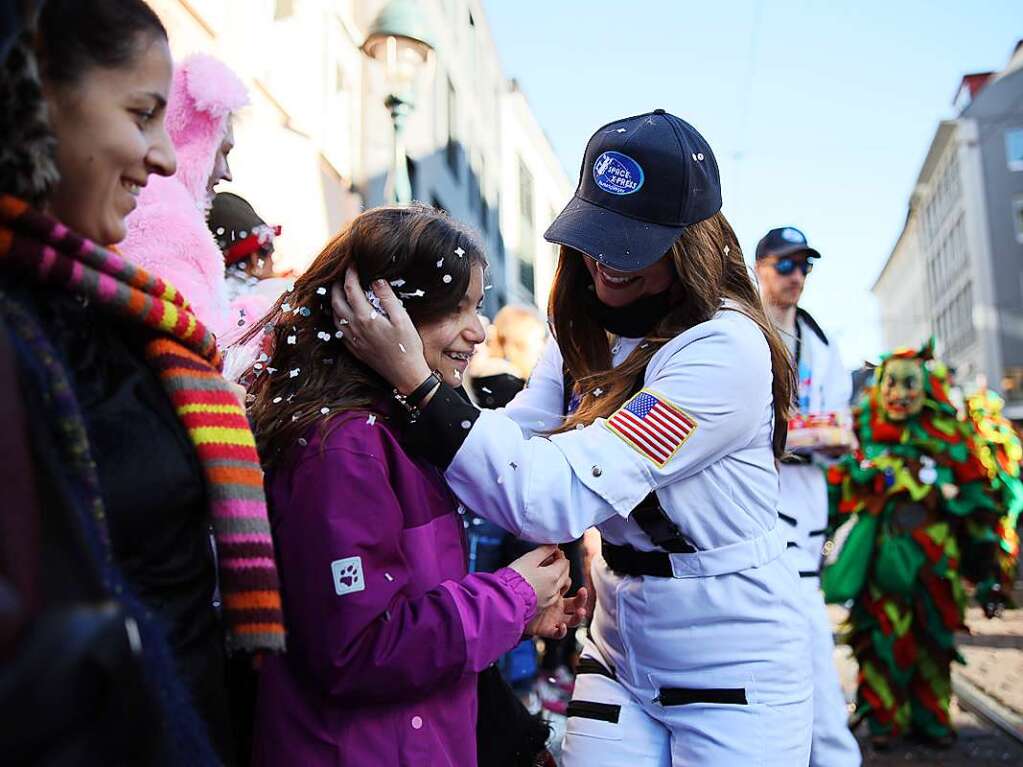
left=966, top=389, right=1022, bottom=597
left=824, top=344, right=1004, bottom=741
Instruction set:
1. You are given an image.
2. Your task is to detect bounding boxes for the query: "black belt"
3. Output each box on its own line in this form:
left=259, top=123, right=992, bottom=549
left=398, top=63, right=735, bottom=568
left=602, top=541, right=675, bottom=578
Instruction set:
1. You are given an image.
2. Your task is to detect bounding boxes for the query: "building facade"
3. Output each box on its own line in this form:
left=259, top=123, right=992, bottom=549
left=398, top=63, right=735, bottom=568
left=147, top=0, right=570, bottom=314
left=872, top=205, right=930, bottom=351
left=873, top=42, right=1023, bottom=414
left=499, top=81, right=573, bottom=308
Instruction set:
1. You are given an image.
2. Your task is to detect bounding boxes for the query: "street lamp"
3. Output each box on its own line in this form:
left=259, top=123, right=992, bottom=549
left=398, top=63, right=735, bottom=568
left=361, top=0, right=435, bottom=205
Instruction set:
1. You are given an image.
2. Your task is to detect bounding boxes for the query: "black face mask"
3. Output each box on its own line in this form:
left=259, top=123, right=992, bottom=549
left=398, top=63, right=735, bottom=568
left=583, top=283, right=674, bottom=338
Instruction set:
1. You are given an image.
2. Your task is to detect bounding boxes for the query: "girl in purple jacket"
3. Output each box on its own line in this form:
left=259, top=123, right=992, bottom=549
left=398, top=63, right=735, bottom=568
left=247, top=204, right=586, bottom=766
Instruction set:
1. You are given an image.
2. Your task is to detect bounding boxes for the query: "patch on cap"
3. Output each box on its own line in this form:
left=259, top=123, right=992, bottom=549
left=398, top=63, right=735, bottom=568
left=781, top=227, right=806, bottom=244
left=592, top=151, right=644, bottom=196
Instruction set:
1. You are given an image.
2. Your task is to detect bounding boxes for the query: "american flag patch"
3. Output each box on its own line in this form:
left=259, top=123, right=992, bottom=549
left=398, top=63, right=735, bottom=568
left=604, top=389, right=697, bottom=467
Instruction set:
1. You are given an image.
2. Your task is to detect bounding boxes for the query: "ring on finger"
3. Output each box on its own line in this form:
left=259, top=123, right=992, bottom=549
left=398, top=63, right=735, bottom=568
left=336, top=317, right=350, bottom=327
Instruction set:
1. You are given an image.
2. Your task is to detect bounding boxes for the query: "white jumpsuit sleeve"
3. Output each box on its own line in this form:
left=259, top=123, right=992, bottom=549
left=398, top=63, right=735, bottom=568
left=445, top=315, right=773, bottom=543
left=500, top=337, right=566, bottom=437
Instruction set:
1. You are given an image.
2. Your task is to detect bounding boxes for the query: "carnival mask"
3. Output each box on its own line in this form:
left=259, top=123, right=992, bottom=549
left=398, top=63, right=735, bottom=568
left=880, top=358, right=925, bottom=421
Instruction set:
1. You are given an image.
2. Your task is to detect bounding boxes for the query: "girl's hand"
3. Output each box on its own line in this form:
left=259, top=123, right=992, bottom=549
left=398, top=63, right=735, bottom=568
left=526, top=588, right=589, bottom=640
left=509, top=545, right=570, bottom=613
left=330, top=269, right=432, bottom=394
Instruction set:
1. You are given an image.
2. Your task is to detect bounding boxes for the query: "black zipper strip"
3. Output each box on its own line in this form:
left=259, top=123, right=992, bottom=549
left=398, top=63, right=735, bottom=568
left=566, top=700, right=621, bottom=724
left=808, top=528, right=827, bottom=537
left=657, top=687, right=748, bottom=706
left=799, top=570, right=821, bottom=578
left=778, top=512, right=798, bottom=526
left=786, top=541, right=798, bottom=548
left=576, top=656, right=616, bottom=679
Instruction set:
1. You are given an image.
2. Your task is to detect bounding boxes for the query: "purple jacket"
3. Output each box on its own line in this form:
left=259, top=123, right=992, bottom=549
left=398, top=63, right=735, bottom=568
left=252, top=411, right=537, bottom=767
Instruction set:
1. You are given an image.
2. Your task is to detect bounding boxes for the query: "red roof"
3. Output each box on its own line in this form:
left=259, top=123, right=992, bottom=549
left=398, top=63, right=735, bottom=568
left=954, top=72, right=994, bottom=107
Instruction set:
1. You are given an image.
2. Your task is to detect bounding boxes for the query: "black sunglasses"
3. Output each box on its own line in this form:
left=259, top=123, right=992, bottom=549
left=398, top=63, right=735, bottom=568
left=773, top=257, right=814, bottom=276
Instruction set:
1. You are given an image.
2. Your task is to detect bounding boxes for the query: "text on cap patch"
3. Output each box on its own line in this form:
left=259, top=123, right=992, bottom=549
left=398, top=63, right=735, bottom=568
left=593, top=151, right=645, bottom=196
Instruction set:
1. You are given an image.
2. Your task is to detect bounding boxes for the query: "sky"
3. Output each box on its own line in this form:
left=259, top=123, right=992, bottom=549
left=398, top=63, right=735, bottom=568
left=481, top=0, right=1022, bottom=368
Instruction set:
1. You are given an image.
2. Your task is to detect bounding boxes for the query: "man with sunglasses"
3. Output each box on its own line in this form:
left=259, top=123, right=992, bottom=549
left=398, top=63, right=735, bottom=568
left=756, top=227, right=861, bottom=767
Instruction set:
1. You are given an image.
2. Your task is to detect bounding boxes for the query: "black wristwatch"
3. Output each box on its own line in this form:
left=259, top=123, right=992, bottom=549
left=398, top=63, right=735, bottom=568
left=393, top=371, right=441, bottom=420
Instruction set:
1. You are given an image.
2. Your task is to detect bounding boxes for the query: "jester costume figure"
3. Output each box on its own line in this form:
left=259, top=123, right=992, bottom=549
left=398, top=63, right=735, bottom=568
left=966, top=389, right=1022, bottom=598
left=824, top=342, right=1008, bottom=748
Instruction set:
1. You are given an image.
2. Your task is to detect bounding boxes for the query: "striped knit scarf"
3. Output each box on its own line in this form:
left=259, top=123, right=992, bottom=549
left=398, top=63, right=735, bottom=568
left=0, top=195, right=284, bottom=653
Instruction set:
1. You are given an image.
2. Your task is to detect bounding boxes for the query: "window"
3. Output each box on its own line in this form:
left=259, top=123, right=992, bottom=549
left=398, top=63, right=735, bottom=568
left=406, top=156, right=417, bottom=200
left=518, top=158, right=534, bottom=229
left=1013, top=195, right=1023, bottom=243
left=1006, top=129, right=1023, bottom=171
left=518, top=159, right=535, bottom=296
left=446, top=78, right=460, bottom=177
left=478, top=155, right=489, bottom=232
left=274, top=0, right=295, bottom=20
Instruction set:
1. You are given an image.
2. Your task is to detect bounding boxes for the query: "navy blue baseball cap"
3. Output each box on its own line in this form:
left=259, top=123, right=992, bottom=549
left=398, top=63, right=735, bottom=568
left=755, top=227, right=821, bottom=261
left=543, top=109, right=722, bottom=272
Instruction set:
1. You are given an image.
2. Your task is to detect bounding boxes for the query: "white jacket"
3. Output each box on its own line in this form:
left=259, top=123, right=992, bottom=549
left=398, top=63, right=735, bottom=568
left=779, top=308, right=851, bottom=576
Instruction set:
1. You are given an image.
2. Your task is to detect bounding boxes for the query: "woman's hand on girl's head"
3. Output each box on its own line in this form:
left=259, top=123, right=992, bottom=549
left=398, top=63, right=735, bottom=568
left=330, top=269, right=433, bottom=394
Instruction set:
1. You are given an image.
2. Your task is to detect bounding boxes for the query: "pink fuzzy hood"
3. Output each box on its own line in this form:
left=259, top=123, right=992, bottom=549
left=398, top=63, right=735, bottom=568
left=119, top=54, right=251, bottom=342
left=165, top=53, right=249, bottom=204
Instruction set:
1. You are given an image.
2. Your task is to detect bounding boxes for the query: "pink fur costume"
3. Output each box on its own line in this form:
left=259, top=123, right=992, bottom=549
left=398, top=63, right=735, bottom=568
left=121, top=53, right=266, bottom=345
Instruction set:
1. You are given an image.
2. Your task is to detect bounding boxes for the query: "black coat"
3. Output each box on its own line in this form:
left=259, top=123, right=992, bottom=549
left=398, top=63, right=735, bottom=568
left=0, top=280, right=233, bottom=765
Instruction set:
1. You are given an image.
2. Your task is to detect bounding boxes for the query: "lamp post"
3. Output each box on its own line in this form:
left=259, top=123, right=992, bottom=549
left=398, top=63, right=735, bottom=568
left=361, top=0, right=435, bottom=205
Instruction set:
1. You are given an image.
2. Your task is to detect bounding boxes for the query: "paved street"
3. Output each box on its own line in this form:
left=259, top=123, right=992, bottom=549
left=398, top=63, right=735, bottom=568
left=831, top=584, right=1023, bottom=766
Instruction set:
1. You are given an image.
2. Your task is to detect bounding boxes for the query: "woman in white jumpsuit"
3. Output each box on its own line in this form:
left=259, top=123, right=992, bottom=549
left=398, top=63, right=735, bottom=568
left=332, top=110, right=814, bottom=766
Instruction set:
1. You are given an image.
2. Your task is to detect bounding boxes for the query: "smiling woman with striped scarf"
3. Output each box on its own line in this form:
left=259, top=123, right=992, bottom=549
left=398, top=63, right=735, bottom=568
left=0, top=2, right=282, bottom=765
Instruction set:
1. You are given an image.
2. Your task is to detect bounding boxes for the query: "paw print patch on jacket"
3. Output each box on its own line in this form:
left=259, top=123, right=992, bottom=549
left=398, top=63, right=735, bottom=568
left=331, top=556, right=365, bottom=596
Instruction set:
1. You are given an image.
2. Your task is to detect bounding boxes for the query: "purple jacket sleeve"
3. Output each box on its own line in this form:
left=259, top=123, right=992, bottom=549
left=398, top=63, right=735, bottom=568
left=274, top=440, right=537, bottom=705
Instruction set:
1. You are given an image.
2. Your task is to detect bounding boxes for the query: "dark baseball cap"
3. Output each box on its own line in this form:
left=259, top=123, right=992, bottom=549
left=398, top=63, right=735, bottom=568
left=755, top=227, right=821, bottom=261
left=543, top=109, right=722, bottom=273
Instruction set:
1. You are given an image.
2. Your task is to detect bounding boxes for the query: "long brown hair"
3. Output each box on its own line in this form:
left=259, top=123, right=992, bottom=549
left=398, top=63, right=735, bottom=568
left=245, top=203, right=486, bottom=469
left=550, top=211, right=794, bottom=456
